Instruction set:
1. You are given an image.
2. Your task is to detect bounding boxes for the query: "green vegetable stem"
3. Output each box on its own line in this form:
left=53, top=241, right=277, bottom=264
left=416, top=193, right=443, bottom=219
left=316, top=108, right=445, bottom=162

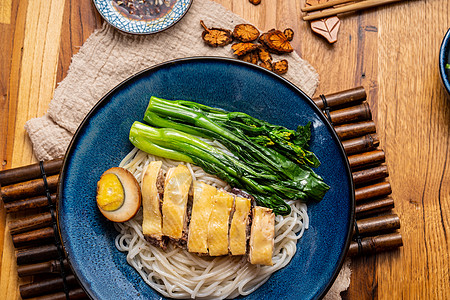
left=129, top=97, right=330, bottom=215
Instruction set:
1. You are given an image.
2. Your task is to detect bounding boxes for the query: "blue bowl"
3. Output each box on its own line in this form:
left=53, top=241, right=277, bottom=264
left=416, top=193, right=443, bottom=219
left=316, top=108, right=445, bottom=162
left=58, top=57, right=354, bottom=300
left=439, top=28, right=450, bottom=95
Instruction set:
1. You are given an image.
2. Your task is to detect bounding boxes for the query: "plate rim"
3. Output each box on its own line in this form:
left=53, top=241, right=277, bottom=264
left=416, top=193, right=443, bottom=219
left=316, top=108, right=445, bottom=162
left=57, top=56, right=355, bottom=300
left=91, top=0, right=193, bottom=35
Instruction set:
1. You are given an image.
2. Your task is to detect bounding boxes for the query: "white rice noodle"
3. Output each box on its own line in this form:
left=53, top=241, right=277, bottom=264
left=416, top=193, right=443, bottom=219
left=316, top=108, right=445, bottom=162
left=115, top=147, right=309, bottom=299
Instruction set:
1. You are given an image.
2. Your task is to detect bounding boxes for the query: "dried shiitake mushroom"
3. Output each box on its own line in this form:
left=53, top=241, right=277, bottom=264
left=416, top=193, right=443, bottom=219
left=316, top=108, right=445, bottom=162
left=273, top=60, right=289, bottom=75
left=283, top=28, right=294, bottom=41
left=249, top=0, right=261, bottom=5
left=257, top=46, right=272, bottom=63
left=239, top=51, right=259, bottom=64
left=200, top=20, right=233, bottom=47
left=233, top=24, right=260, bottom=42
left=259, top=29, right=293, bottom=54
left=231, top=42, right=259, bottom=56
left=259, top=60, right=273, bottom=71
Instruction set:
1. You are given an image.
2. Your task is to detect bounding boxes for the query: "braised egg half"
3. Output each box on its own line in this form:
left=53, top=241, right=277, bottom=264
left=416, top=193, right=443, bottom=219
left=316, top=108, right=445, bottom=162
left=96, top=167, right=141, bottom=222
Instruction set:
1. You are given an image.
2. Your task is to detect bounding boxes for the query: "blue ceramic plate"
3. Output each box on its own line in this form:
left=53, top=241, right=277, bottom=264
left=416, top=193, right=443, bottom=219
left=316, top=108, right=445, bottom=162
left=439, top=28, right=450, bottom=95
left=92, top=0, right=192, bottom=34
left=58, top=57, right=354, bottom=300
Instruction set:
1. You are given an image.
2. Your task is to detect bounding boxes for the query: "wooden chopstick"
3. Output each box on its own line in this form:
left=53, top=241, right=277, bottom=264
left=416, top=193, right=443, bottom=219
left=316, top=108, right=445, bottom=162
left=302, top=0, right=359, bottom=12
left=303, top=0, right=403, bottom=21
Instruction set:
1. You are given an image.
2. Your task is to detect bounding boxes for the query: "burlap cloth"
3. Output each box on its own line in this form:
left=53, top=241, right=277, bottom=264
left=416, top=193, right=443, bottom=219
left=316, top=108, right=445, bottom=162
left=25, top=0, right=351, bottom=298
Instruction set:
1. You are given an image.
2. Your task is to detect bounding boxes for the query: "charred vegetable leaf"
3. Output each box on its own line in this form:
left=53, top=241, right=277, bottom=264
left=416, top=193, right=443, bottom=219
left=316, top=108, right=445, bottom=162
left=273, top=60, right=289, bottom=75
left=257, top=46, right=272, bottom=63
left=259, top=29, right=293, bottom=54
left=259, top=60, right=273, bottom=71
left=283, top=28, right=294, bottom=41
left=200, top=20, right=233, bottom=47
left=239, top=50, right=259, bottom=64
left=233, top=24, right=260, bottom=42
left=129, top=97, right=330, bottom=215
left=231, top=42, right=260, bottom=56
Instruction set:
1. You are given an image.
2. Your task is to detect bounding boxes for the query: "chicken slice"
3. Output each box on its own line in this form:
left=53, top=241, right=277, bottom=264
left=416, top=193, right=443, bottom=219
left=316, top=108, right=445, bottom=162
left=142, top=161, right=166, bottom=248
left=187, top=181, right=217, bottom=254
left=249, top=206, right=275, bottom=265
left=229, top=196, right=251, bottom=255
left=207, top=190, right=234, bottom=256
left=161, top=165, right=193, bottom=241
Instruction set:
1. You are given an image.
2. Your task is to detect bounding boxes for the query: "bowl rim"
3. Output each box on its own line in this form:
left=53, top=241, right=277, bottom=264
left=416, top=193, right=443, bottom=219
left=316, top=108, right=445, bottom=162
left=91, top=0, right=193, bottom=35
left=439, top=28, right=450, bottom=95
left=57, top=56, right=355, bottom=300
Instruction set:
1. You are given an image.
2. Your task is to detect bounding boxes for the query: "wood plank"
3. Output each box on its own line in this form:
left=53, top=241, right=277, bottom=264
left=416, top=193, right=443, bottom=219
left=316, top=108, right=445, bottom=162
left=0, top=0, right=11, bottom=24
left=11, top=0, right=66, bottom=168
left=57, top=0, right=103, bottom=83
left=376, top=0, right=450, bottom=298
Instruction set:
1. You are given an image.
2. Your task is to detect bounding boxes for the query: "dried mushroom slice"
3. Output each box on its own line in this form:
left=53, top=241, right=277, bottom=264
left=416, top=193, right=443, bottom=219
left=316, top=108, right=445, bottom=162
left=259, top=60, right=273, bottom=71
left=233, top=24, right=260, bottom=42
left=283, top=28, right=294, bottom=41
left=257, top=46, right=272, bottom=63
left=259, top=29, right=293, bottom=54
left=273, top=60, right=288, bottom=75
left=249, top=0, right=261, bottom=5
left=200, top=20, right=233, bottom=47
left=231, top=42, right=259, bottom=56
left=239, top=50, right=259, bottom=64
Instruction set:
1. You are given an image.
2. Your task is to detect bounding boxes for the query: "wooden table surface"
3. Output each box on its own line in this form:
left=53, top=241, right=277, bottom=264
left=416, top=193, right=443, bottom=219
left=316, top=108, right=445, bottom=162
left=1, top=0, right=449, bottom=299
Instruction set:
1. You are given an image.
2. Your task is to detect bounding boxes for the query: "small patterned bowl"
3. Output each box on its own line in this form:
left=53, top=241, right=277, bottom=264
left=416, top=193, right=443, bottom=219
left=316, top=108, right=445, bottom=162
left=439, top=28, right=450, bottom=95
left=92, top=0, right=192, bottom=34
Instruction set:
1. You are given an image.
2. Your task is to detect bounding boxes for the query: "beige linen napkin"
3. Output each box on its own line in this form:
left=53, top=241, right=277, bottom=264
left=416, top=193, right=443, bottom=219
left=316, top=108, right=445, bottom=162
left=25, top=0, right=351, bottom=297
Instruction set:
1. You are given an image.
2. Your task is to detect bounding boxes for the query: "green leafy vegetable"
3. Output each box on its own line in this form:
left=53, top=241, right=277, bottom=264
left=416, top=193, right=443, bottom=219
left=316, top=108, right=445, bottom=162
left=446, top=63, right=450, bottom=70
left=129, top=97, right=330, bottom=215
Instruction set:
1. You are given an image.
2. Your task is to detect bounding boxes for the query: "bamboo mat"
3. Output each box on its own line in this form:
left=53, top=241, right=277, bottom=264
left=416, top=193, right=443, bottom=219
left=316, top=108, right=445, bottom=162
left=0, top=86, right=402, bottom=300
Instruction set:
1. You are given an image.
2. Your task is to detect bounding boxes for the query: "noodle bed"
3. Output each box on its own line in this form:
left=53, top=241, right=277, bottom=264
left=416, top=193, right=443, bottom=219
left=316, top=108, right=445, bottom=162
left=115, top=147, right=309, bottom=299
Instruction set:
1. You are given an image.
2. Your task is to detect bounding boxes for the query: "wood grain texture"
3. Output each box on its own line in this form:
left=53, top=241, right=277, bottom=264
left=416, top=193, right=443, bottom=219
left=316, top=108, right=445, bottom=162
left=1, top=0, right=449, bottom=299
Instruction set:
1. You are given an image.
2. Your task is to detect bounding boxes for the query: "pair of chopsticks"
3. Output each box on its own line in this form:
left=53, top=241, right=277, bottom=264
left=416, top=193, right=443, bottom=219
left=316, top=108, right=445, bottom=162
left=302, top=0, right=403, bottom=21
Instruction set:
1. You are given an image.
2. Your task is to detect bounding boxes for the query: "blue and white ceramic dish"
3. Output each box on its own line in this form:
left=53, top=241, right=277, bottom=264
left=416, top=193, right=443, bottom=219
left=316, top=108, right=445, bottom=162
left=58, top=57, right=355, bottom=300
left=439, top=28, right=450, bottom=95
left=92, top=0, right=192, bottom=34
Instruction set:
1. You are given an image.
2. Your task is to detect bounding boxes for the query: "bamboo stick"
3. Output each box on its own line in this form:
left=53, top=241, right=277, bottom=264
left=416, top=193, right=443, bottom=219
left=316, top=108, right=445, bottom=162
left=355, top=197, right=394, bottom=218
left=303, top=0, right=404, bottom=21
left=9, top=212, right=53, bottom=235
left=18, top=259, right=70, bottom=277
left=12, top=227, right=55, bottom=247
left=342, top=133, right=379, bottom=155
left=353, top=213, right=400, bottom=236
left=1, top=175, right=59, bottom=202
left=355, top=181, right=392, bottom=202
left=16, top=244, right=59, bottom=265
left=352, top=165, right=389, bottom=186
left=348, top=232, right=403, bottom=256
left=334, top=120, right=376, bottom=140
left=4, top=194, right=57, bottom=213
left=313, top=86, right=366, bottom=109
left=19, top=274, right=78, bottom=298
left=348, top=149, right=385, bottom=170
left=302, top=0, right=359, bottom=12
left=328, top=102, right=372, bottom=125
left=28, top=288, right=87, bottom=300
left=0, top=159, right=63, bottom=186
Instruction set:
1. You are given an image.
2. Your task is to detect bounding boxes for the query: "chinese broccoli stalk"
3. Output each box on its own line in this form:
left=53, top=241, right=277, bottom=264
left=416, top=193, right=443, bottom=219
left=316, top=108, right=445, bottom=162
left=129, top=97, right=330, bottom=215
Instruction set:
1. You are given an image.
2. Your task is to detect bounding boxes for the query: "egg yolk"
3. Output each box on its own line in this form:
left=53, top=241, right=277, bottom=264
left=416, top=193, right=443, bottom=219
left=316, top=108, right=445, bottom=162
left=97, top=173, right=125, bottom=211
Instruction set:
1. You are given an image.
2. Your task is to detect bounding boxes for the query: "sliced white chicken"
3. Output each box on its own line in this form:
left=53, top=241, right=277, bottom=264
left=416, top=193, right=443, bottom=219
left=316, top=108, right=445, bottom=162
left=207, top=190, right=234, bottom=256
left=187, top=181, right=217, bottom=254
left=229, top=196, right=251, bottom=255
left=161, top=165, right=193, bottom=240
left=141, top=161, right=165, bottom=247
left=249, top=206, right=275, bottom=266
